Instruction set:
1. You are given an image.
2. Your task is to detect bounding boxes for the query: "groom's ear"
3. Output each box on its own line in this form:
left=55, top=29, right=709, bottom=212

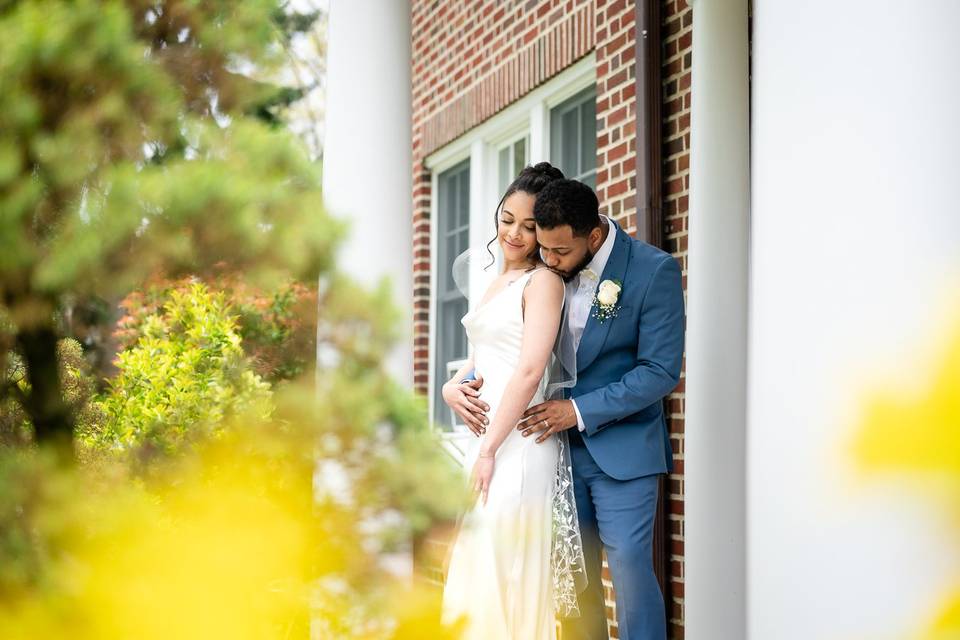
left=589, top=224, right=603, bottom=249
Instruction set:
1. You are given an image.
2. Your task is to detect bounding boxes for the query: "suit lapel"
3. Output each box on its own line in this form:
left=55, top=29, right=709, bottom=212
left=576, top=219, right=632, bottom=372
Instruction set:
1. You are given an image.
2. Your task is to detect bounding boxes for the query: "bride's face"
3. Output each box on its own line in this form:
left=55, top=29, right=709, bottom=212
left=497, top=191, right=538, bottom=266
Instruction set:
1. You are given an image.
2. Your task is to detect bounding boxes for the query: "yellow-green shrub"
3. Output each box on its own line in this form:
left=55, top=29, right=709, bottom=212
left=85, top=283, right=271, bottom=456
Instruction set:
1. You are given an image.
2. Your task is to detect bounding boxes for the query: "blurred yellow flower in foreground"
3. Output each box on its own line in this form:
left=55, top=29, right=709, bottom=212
left=0, top=431, right=312, bottom=638
left=852, top=307, right=960, bottom=639
left=0, top=381, right=463, bottom=639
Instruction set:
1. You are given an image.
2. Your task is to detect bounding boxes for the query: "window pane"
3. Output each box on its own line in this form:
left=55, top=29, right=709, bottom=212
left=456, top=226, right=469, bottom=260
left=435, top=160, right=470, bottom=430
left=457, top=171, right=470, bottom=228
left=582, top=170, right=597, bottom=190
left=443, top=233, right=460, bottom=293
left=513, top=138, right=527, bottom=177
left=550, top=86, right=597, bottom=183
left=561, top=107, right=579, bottom=176
left=449, top=298, right=468, bottom=355
left=498, top=146, right=510, bottom=194
left=580, top=99, right=596, bottom=174
left=441, top=174, right=453, bottom=224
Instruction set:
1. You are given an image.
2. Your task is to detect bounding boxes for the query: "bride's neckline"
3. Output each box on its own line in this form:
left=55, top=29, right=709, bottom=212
left=470, top=266, right=549, bottom=315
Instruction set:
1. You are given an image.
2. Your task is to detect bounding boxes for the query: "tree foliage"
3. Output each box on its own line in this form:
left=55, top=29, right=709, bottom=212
left=0, top=0, right=337, bottom=447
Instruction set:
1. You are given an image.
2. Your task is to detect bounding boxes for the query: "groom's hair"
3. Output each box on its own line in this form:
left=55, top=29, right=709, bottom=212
left=533, top=179, right=600, bottom=237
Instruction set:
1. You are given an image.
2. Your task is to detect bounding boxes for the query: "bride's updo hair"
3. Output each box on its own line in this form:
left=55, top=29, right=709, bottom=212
left=485, top=162, right=565, bottom=269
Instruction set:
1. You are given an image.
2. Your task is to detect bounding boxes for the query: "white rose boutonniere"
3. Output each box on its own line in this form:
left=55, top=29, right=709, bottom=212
left=591, top=279, right=622, bottom=322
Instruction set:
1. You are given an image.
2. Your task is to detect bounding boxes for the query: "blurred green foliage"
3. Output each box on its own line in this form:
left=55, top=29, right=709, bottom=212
left=1, top=326, right=102, bottom=449
left=0, top=2, right=468, bottom=636
left=0, top=0, right=340, bottom=445
left=114, top=273, right=318, bottom=385
left=84, top=282, right=273, bottom=458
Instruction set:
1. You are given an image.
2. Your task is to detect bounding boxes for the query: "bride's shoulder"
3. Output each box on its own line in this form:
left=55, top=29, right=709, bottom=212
left=523, top=267, right=564, bottom=294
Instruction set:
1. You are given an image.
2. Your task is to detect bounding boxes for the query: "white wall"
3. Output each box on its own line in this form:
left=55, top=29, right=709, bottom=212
left=322, top=0, right=413, bottom=385
left=749, top=2, right=960, bottom=638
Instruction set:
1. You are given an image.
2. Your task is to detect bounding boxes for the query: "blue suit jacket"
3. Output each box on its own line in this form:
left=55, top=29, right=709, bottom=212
left=570, top=218, right=685, bottom=480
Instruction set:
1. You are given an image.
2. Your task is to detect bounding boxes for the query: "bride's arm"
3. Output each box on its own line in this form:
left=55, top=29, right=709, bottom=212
left=478, top=270, right=564, bottom=457
left=471, top=270, right=563, bottom=503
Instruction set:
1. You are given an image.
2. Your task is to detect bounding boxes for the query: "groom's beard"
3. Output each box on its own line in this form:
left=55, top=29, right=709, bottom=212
left=555, top=248, right=595, bottom=283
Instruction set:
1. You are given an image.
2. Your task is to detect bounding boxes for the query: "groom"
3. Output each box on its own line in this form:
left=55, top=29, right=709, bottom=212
left=520, top=179, right=685, bottom=640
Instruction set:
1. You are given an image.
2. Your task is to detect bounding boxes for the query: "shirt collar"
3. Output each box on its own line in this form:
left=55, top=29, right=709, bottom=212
left=580, top=215, right=617, bottom=282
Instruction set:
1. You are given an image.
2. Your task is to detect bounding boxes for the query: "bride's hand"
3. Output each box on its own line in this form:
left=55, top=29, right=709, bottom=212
left=470, top=454, right=495, bottom=505
left=442, top=376, right=489, bottom=436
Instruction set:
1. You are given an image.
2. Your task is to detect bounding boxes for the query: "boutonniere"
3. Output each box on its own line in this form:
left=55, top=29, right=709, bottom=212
left=591, top=279, right=622, bottom=322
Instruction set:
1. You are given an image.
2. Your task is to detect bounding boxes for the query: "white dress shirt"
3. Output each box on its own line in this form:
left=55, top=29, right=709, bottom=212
left=568, top=216, right=617, bottom=432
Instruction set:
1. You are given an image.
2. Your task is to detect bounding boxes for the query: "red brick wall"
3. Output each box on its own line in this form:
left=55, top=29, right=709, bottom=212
left=661, top=0, right=691, bottom=636
left=594, top=4, right=638, bottom=638
left=410, top=1, right=692, bottom=636
left=596, top=0, right=638, bottom=236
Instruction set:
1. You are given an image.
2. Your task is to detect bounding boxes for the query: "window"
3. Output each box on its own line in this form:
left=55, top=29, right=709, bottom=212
left=550, top=85, right=597, bottom=188
left=497, top=136, right=529, bottom=194
left=434, top=160, right=471, bottom=431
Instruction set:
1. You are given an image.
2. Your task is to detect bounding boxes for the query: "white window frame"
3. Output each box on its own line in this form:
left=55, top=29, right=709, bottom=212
left=425, top=54, right=596, bottom=460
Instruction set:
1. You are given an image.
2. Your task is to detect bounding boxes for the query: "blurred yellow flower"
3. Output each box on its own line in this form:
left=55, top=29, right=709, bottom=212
left=0, top=429, right=312, bottom=638
left=853, top=313, right=960, bottom=491
left=0, top=381, right=463, bottom=639
left=852, top=306, right=960, bottom=639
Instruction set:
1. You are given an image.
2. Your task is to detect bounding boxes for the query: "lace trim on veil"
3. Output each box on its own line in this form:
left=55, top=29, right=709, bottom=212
left=551, top=428, right=587, bottom=617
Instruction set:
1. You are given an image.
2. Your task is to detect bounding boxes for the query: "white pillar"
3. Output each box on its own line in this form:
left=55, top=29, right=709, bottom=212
left=686, top=1, right=750, bottom=638
left=749, top=2, right=960, bottom=638
left=322, top=0, right=413, bottom=386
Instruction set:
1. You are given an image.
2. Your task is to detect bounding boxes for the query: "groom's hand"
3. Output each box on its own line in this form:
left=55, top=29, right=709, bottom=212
left=517, top=400, right=577, bottom=443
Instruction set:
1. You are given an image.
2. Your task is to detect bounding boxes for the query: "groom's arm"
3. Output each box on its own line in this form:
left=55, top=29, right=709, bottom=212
left=573, top=256, right=685, bottom=437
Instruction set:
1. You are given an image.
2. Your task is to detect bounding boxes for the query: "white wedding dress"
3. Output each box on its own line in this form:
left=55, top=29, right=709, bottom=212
left=441, top=267, right=560, bottom=640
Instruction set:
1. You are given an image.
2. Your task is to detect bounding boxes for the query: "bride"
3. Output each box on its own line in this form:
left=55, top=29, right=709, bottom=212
left=440, top=163, right=584, bottom=639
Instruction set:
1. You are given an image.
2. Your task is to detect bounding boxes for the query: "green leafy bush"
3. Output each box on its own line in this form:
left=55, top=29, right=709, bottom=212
left=114, top=273, right=317, bottom=385
left=84, top=283, right=271, bottom=456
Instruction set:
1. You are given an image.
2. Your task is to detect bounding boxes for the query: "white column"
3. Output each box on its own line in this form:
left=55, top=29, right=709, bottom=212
left=749, top=2, right=960, bottom=638
left=322, top=0, right=413, bottom=386
left=686, top=1, right=750, bottom=638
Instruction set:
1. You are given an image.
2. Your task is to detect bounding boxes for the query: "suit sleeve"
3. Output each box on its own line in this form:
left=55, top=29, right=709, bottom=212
left=573, top=256, right=685, bottom=436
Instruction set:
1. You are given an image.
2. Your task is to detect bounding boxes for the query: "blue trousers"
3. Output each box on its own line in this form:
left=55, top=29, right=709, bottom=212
left=560, top=437, right=666, bottom=640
